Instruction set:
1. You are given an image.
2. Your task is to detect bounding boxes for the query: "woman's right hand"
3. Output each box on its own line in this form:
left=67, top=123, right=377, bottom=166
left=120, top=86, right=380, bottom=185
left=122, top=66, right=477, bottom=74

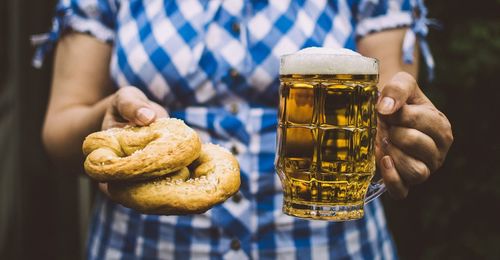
left=99, top=86, right=168, bottom=195
left=102, top=86, right=168, bottom=130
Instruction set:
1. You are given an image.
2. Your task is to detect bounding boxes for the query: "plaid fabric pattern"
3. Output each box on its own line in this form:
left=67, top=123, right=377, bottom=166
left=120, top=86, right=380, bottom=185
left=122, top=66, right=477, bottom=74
left=36, top=0, right=434, bottom=259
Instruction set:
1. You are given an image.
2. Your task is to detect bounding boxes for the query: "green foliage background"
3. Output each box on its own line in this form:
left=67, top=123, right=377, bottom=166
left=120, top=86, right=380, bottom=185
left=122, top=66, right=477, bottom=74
left=383, top=0, right=500, bottom=259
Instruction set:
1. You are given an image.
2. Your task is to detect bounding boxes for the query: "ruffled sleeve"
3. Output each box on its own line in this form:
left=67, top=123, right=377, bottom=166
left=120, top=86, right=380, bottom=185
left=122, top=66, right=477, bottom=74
left=32, top=0, right=118, bottom=68
left=355, top=0, right=438, bottom=80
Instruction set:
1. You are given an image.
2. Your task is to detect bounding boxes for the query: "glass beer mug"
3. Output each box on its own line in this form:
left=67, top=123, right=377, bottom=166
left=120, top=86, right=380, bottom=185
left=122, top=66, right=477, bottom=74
left=275, top=47, right=386, bottom=221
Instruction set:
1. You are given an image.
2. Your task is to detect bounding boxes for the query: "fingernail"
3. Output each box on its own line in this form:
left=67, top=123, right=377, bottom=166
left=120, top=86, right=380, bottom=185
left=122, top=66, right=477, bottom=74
left=378, top=97, right=395, bottom=114
left=136, top=107, right=155, bottom=124
left=382, top=156, right=393, bottom=169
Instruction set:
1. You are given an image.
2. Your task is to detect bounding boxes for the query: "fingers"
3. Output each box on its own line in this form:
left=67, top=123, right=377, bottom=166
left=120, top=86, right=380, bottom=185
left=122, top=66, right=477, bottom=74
left=113, top=87, right=157, bottom=126
left=382, top=138, right=430, bottom=186
left=388, top=126, right=442, bottom=172
left=106, top=87, right=168, bottom=130
left=377, top=72, right=430, bottom=115
left=375, top=72, right=454, bottom=200
left=102, top=87, right=168, bottom=129
left=379, top=156, right=409, bottom=199
left=380, top=104, right=453, bottom=151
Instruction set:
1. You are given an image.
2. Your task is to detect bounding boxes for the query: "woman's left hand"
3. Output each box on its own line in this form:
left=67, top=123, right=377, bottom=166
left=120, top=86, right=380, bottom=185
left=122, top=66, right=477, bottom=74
left=375, top=72, right=453, bottom=199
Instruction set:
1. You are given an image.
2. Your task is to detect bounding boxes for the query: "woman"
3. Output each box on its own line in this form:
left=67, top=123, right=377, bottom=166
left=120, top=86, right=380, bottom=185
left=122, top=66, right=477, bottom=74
left=36, top=0, right=452, bottom=259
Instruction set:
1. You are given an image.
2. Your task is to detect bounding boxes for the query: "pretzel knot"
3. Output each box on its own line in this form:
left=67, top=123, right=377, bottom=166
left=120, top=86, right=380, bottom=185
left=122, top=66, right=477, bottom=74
left=82, top=118, right=240, bottom=215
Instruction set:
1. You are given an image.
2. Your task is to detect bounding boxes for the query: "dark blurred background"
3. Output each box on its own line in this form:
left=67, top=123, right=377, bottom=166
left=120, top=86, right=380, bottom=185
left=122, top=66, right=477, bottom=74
left=383, top=1, right=500, bottom=259
left=1, top=0, right=499, bottom=259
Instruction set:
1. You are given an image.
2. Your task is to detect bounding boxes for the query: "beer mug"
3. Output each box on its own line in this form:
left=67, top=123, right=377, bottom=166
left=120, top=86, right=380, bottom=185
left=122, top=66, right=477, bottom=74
left=275, top=47, right=386, bottom=221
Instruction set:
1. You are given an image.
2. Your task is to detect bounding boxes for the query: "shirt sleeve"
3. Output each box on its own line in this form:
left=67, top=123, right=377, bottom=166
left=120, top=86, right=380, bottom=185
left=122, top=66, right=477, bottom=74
left=354, top=0, right=436, bottom=80
left=32, top=0, right=118, bottom=68
left=355, top=0, right=413, bottom=38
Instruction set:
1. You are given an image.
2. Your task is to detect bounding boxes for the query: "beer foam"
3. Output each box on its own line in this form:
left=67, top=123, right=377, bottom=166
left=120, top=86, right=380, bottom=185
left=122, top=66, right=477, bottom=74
left=280, top=47, right=378, bottom=75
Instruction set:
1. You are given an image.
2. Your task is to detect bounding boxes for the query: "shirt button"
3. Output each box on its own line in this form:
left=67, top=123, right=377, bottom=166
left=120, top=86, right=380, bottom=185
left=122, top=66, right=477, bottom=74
left=232, top=192, right=242, bottom=203
left=229, top=68, right=239, bottom=78
left=230, top=145, right=239, bottom=155
left=229, top=103, right=239, bottom=114
left=231, top=22, right=241, bottom=34
left=230, top=238, right=241, bottom=250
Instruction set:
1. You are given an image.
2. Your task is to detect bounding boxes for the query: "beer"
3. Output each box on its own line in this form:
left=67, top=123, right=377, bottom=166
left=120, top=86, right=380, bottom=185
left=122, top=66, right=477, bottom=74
left=276, top=48, right=380, bottom=221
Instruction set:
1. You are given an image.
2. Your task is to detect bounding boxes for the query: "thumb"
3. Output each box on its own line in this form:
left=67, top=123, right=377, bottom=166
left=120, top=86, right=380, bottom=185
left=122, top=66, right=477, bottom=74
left=377, top=72, right=422, bottom=115
left=113, top=87, right=157, bottom=126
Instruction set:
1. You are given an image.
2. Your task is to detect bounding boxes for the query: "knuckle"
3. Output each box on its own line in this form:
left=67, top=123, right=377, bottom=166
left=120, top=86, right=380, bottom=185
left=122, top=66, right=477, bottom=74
left=406, top=128, right=420, bottom=145
left=114, top=89, right=125, bottom=100
left=405, top=108, right=419, bottom=126
left=443, top=128, right=454, bottom=146
left=397, top=72, right=417, bottom=88
left=115, top=93, right=131, bottom=108
left=397, top=71, right=413, bottom=81
left=393, top=128, right=419, bottom=148
left=115, top=87, right=148, bottom=108
left=121, top=86, right=139, bottom=93
left=115, top=88, right=132, bottom=103
left=438, top=113, right=451, bottom=130
left=116, top=86, right=131, bottom=96
left=406, top=162, right=430, bottom=184
left=116, top=86, right=143, bottom=100
left=431, top=156, right=444, bottom=172
left=436, top=110, right=446, bottom=119
left=437, top=120, right=454, bottom=148
left=427, top=106, right=439, bottom=114
left=430, top=108, right=454, bottom=148
left=435, top=109, right=453, bottom=134
left=388, top=80, right=407, bottom=94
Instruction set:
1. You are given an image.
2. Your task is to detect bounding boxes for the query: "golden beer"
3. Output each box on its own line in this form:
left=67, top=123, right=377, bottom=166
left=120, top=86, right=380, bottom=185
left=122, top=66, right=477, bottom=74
left=276, top=48, right=381, bottom=221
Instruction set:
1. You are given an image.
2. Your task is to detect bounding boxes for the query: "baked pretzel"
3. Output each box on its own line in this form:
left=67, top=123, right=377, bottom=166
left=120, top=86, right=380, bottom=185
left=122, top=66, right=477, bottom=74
left=83, top=118, right=201, bottom=181
left=108, top=144, right=241, bottom=215
left=82, top=118, right=241, bottom=215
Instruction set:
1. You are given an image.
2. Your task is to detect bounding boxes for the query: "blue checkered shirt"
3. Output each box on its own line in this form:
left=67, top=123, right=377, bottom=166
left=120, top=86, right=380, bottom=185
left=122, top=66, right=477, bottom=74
left=36, top=0, right=433, bottom=259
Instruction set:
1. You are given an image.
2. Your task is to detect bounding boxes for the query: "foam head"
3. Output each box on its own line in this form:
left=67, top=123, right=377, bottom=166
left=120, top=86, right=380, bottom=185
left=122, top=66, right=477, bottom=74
left=280, top=47, right=378, bottom=75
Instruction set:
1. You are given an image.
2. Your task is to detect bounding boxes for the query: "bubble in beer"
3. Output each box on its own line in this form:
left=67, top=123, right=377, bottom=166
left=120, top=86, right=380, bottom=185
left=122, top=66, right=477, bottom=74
left=280, top=47, right=378, bottom=75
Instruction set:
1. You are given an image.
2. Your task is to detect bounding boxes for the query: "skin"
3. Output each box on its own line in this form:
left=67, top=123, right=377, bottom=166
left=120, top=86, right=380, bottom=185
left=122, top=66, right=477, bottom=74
left=43, top=33, right=167, bottom=168
left=43, top=28, right=453, bottom=200
left=358, top=29, right=453, bottom=199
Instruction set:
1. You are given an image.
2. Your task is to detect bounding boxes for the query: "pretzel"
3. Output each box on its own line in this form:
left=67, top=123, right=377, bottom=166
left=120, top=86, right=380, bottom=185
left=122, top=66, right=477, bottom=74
left=83, top=118, right=201, bottom=182
left=82, top=118, right=241, bottom=215
left=108, top=143, right=241, bottom=215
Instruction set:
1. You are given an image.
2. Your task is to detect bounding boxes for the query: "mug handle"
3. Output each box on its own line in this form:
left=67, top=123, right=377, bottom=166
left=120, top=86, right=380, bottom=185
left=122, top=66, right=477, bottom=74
left=365, top=179, right=386, bottom=204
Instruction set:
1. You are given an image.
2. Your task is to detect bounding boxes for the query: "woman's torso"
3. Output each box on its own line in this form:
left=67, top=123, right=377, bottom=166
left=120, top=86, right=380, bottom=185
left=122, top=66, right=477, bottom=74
left=88, top=1, right=395, bottom=259
left=110, top=0, right=358, bottom=108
